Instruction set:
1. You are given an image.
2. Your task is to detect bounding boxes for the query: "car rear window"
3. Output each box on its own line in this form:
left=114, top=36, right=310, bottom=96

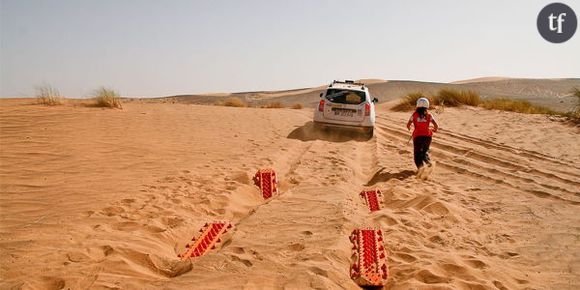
left=324, top=89, right=366, bottom=105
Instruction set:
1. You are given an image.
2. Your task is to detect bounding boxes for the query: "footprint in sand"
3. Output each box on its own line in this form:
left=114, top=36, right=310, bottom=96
left=493, top=280, right=509, bottom=290
left=393, top=251, right=418, bottom=263
left=308, top=266, right=329, bottom=277
left=161, top=216, right=184, bottom=228
left=288, top=243, right=306, bottom=251
left=440, top=263, right=477, bottom=281
left=231, top=172, right=251, bottom=184
left=66, top=251, right=90, bottom=263
left=415, top=269, right=449, bottom=284
left=118, top=248, right=193, bottom=278
left=422, top=201, right=450, bottom=216
left=458, top=281, right=487, bottom=290
left=113, top=221, right=166, bottom=233
left=428, top=234, right=446, bottom=245
left=100, top=206, right=125, bottom=217
left=26, top=277, right=66, bottom=290
left=121, top=198, right=136, bottom=205
left=373, top=213, right=399, bottom=227
left=229, top=254, right=253, bottom=267
left=101, top=245, right=115, bottom=257
left=515, top=278, right=530, bottom=285
left=145, top=225, right=166, bottom=233
left=113, top=221, right=140, bottom=231
left=288, top=177, right=301, bottom=185
left=231, top=246, right=245, bottom=254
left=499, top=251, right=519, bottom=259
left=463, top=258, right=487, bottom=269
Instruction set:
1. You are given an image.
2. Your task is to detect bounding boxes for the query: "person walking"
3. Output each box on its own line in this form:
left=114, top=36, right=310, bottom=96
left=406, top=97, right=439, bottom=171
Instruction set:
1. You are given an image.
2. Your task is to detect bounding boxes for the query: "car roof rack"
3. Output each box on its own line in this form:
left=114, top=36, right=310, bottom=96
left=330, top=80, right=365, bottom=89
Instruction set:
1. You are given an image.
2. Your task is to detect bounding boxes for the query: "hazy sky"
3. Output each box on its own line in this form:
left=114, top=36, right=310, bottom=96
left=1, top=0, right=579, bottom=97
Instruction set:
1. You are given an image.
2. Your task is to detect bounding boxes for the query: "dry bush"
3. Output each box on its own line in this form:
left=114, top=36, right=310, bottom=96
left=92, top=87, right=122, bottom=109
left=555, top=88, right=580, bottom=124
left=434, top=89, right=481, bottom=107
left=434, top=103, right=445, bottom=114
left=391, top=88, right=578, bottom=123
left=573, top=88, right=580, bottom=111
left=391, top=92, right=427, bottom=111
left=291, top=103, right=303, bottom=109
left=36, top=85, right=63, bottom=106
left=481, top=98, right=554, bottom=114
left=559, top=110, right=580, bottom=123
left=393, top=90, right=481, bottom=111
left=217, top=97, right=247, bottom=107
left=262, top=102, right=285, bottom=109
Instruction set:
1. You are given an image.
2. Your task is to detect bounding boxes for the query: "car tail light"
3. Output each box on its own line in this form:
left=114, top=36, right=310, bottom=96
left=365, top=103, right=370, bottom=116
left=318, top=100, right=325, bottom=112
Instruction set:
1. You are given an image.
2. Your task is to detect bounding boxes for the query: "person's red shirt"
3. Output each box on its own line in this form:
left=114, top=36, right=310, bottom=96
left=410, top=112, right=434, bottom=138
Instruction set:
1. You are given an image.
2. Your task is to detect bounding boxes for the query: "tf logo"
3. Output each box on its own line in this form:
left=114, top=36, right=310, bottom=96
left=537, top=3, right=577, bottom=43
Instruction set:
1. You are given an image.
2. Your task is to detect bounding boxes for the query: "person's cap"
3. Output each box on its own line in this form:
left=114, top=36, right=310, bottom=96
left=416, top=97, right=430, bottom=108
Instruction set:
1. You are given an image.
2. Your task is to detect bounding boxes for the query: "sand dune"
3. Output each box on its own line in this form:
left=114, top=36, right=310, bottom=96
left=0, top=99, right=579, bottom=289
left=452, top=77, right=511, bottom=84
left=166, top=78, right=580, bottom=113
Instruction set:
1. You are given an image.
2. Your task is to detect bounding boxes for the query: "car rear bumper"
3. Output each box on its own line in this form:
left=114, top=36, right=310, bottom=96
left=314, top=121, right=373, bottom=130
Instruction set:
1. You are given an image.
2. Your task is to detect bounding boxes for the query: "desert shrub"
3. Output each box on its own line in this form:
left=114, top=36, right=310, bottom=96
left=291, top=103, right=303, bottom=109
left=391, top=92, right=427, bottom=111
left=560, top=111, right=580, bottom=124
left=572, top=88, right=580, bottom=111
left=383, top=88, right=573, bottom=121
left=459, top=90, right=481, bottom=106
left=93, top=87, right=122, bottom=109
left=36, top=85, right=63, bottom=106
left=218, top=97, right=247, bottom=107
left=434, top=89, right=481, bottom=107
left=262, top=102, right=284, bottom=109
left=392, top=89, right=481, bottom=111
left=481, top=98, right=554, bottom=114
left=559, top=88, right=580, bottom=123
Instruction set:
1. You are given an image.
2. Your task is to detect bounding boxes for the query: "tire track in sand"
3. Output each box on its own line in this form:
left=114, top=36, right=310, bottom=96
left=375, top=120, right=580, bottom=205
left=140, top=127, right=381, bottom=289
left=377, top=115, right=580, bottom=178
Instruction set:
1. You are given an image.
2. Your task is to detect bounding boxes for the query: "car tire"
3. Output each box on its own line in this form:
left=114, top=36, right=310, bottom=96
left=365, top=128, right=374, bottom=139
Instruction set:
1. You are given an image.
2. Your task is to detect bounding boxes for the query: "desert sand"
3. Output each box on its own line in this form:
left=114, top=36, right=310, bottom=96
left=451, top=77, right=511, bottom=84
left=0, top=97, right=579, bottom=289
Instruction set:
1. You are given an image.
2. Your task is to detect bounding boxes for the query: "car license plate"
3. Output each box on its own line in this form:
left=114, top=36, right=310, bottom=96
left=334, top=109, right=354, bottom=117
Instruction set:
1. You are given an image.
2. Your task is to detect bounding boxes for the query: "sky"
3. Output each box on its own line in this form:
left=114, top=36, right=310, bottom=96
left=1, top=0, right=579, bottom=98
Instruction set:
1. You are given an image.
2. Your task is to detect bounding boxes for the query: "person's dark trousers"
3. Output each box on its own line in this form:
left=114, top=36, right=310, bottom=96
left=413, top=136, right=432, bottom=169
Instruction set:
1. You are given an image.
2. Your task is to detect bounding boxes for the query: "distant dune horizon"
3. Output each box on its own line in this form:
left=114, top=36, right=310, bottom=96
left=6, top=76, right=578, bottom=112
left=164, top=77, right=580, bottom=113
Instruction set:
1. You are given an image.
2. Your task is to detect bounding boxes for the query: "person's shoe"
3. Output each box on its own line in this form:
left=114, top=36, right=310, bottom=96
left=416, top=166, right=425, bottom=178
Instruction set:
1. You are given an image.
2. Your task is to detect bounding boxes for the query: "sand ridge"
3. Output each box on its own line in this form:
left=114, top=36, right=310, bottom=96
left=167, top=78, right=580, bottom=113
left=0, top=100, right=579, bottom=289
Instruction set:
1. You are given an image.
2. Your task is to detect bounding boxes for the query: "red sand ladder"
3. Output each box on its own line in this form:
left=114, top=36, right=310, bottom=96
left=179, top=221, right=233, bottom=260
left=360, top=189, right=384, bottom=212
left=253, top=168, right=278, bottom=200
left=349, top=228, right=389, bottom=286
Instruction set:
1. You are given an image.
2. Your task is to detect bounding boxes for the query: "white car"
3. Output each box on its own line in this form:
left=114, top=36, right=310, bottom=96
left=313, top=80, right=377, bottom=137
